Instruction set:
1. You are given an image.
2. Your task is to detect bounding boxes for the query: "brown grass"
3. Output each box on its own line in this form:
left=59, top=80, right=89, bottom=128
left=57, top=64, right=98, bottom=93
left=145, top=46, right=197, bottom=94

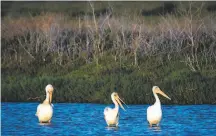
left=2, top=8, right=216, bottom=72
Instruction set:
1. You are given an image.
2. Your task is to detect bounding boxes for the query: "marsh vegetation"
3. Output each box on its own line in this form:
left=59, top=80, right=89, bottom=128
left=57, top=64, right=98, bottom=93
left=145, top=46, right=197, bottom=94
left=1, top=1, right=216, bottom=104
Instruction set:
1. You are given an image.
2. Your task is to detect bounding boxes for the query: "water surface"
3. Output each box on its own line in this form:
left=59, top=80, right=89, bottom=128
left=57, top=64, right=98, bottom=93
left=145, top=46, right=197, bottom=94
left=1, top=103, right=216, bottom=135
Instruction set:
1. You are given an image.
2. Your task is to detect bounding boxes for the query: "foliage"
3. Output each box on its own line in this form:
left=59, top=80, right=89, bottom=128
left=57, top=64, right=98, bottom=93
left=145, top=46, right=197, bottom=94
left=2, top=56, right=216, bottom=104
left=1, top=1, right=216, bottom=104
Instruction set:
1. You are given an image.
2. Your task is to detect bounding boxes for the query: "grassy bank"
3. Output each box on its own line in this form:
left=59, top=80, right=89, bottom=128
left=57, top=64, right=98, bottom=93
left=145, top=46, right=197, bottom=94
left=2, top=56, right=216, bottom=104
left=1, top=1, right=216, bottom=104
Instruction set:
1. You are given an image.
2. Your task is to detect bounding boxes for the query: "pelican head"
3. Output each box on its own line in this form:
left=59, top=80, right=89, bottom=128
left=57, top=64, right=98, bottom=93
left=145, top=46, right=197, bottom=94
left=111, top=92, right=126, bottom=111
left=45, top=84, right=54, bottom=103
left=152, top=86, right=171, bottom=100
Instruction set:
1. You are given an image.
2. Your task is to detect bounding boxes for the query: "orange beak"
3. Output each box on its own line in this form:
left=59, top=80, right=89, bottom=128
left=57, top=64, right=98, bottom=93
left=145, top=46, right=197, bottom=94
left=115, top=95, right=126, bottom=111
left=156, top=89, right=171, bottom=100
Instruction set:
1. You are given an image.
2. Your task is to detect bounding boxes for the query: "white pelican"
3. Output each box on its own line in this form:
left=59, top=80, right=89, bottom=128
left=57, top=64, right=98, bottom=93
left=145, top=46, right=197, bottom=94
left=104, top=92, right=126, bottom=127
left=147, top=86, right=171, bottom=127
left=35, top=84, right=54, bottom=123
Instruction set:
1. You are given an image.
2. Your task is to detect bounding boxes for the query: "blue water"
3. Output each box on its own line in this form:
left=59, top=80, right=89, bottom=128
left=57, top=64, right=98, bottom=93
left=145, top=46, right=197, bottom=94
left=1, top=103, right=216, bottom=135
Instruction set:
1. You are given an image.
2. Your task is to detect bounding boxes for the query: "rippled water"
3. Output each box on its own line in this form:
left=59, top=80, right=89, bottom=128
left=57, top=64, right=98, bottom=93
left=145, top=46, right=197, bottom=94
left=1, top=103, right=216, bottom=135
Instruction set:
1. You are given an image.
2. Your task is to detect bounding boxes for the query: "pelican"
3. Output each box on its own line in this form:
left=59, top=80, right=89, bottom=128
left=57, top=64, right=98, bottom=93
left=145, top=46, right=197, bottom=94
left=104, top=92, right=126, bottom=127
left=35, top=84, right=54, bottom=123
left=147, top=86, right=171, bottom=127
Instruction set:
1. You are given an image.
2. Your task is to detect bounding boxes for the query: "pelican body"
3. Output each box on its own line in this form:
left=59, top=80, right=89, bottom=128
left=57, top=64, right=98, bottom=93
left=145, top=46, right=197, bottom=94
left=104, top=92, right=126, bottom=127
left=36, top=84, right=54, bottom=123
left=147, top=86, right=171, bottom=127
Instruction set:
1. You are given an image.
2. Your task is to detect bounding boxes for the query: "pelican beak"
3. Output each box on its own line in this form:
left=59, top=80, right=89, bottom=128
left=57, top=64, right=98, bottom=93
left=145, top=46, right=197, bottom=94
left=49, top=92, right=53, bottom=103
left=157, top=89, right=171, bottom=100
left=116, top=96, right=126, bottom=111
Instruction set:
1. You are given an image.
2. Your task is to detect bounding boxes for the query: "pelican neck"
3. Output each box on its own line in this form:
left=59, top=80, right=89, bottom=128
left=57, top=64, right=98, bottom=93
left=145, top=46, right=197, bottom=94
left=45, top=92, right=50, bottom=102
left=153, top=92, right=161, bottom=105
left=112, top=97, right=119, bottom=110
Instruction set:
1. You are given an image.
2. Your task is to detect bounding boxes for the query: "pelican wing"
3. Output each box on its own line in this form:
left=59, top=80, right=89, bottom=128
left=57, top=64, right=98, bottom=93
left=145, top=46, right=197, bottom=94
left=104, top=107, right=119, bottom=126
left=36, top=103, right=53, bottom=122
left=35, top=104, right=42, bottom=116
left=104, top=107, right=110, bottom=116
left=147, top=104, right=162, bottom=125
